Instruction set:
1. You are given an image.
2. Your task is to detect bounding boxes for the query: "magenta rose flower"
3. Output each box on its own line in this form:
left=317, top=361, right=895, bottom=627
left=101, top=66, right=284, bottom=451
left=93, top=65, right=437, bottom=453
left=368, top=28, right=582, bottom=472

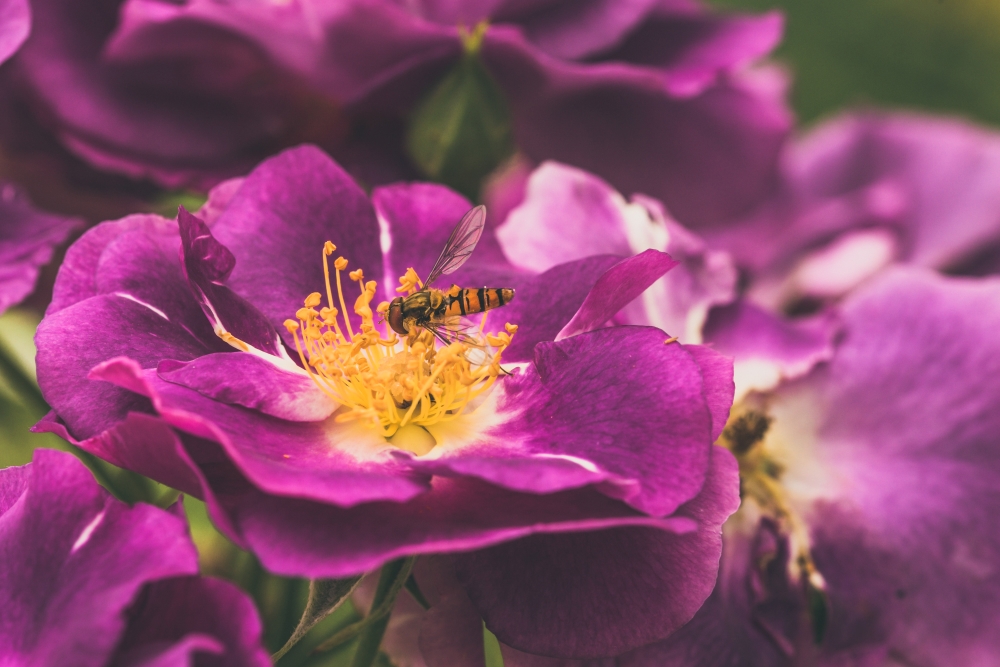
left=0, top=448, right=270, bottom=667
left=34, top=144, right=739, bottom=658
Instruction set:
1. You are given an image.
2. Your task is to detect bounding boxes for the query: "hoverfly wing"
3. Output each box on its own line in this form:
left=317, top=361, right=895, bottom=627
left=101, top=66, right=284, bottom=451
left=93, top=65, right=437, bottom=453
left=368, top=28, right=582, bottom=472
left=424, top=205, right=486, bottom=287
left=425, top=318, right=495, bottom=367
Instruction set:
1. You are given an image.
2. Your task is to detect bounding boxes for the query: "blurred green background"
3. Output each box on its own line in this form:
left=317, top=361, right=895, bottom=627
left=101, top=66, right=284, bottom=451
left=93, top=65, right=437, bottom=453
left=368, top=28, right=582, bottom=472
left=711, top=0, right=1000, bottom=129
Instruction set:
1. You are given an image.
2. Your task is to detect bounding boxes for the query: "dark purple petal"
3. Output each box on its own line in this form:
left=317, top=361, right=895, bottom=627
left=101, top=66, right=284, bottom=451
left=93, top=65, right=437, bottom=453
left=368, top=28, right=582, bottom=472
left=605, top=519, right=806, bottom=667
left=557, top=249, right=677, bottom=338
left=98, top=426, right=698, bottom=580
left=703, top=299, right=836, bottom=399
left=0, top=449, right=197, bottom=666
left=177, top=207, right=286, bottom=358
left=89, top=356, right=429, bottom=507
left=225, top=470, right=693, bottom=578
left=420, top=327, right=716, bottom=517
left=109, top=576, right=270, bottom=667
left=273, top=0, right=460, bottom=108
left=482, top=26, right=791, bottom=227
left=0, top=182, right=82, bottom=315
left=766, top=268, right=1000, bottom=665
left=13, top=0, right=319, bottom=187
left=157, top=353, right=333, bottom=422
left=502, top=0, right=660, bottom=61
left=598, top=6, right=783, bottom=97
left=451, top=445, right=740, bottom=658
left=33, top=411, right=206, bottom=499
left=0, top=0, right=28, bottom=65
left=210, top=145, right=383, bottom=338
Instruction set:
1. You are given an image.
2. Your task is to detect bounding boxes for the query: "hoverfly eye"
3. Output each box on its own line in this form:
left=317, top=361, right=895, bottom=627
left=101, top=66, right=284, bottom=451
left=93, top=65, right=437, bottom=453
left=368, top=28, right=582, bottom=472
left=388, top=299, right=406, bottom=335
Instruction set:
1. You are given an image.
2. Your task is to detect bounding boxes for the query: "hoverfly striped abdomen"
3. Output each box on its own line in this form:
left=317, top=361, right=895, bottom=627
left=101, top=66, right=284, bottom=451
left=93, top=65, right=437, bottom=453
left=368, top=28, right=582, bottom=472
left=443, top=286, right=515, bottom=318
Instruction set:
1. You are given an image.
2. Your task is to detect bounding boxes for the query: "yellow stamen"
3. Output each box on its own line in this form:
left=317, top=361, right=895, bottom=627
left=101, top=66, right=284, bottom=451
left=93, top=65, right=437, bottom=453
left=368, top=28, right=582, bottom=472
left=285, top=243, right=516, bottom=443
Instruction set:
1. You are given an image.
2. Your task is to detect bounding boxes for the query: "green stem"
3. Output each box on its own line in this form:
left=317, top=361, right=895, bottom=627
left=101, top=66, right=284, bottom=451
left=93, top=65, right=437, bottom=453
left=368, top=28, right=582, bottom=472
left=347, top=558, right=415, bottom=667
left=0, top=339, right=47, bottom=416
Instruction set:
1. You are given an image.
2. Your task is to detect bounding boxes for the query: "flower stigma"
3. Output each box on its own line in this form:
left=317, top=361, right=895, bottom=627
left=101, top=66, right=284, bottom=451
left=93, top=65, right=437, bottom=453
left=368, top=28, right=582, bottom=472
left=283, top=242, right=517, bottom=444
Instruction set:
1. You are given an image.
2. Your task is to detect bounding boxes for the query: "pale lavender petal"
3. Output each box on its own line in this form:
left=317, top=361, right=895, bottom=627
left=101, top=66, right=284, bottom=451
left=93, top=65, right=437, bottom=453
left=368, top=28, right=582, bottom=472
left=0, top=0, right=28, bottom=65
left=767, top=268, right=1000, bottom=665
left=496, top=162, right=737, bottom=342
left=0, top=449, right=197, bottom=667
left=451, top=446, right=740, bottom=658
left=712, top=112, right=1000, bottom=306
left=703, top=299, right=836, bottom=399
left=0, top=182, right=82, bottom=315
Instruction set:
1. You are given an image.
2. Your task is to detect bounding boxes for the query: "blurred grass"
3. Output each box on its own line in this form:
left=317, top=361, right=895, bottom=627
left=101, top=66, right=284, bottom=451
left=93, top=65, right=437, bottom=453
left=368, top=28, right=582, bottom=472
left=710, top=0, right=1000, bottom=128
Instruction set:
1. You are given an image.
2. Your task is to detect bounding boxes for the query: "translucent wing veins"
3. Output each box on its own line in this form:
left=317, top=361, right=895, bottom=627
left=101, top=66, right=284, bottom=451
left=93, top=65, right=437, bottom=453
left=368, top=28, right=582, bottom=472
left=424, top=205, right=486, bottom=287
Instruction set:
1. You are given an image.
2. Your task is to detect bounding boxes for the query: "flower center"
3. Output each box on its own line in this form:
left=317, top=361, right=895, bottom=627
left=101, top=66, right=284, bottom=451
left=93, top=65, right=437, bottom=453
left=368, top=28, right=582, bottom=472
left=283, top=242, right=517, bottom=441
left=720, top=409, right=827, bottom=596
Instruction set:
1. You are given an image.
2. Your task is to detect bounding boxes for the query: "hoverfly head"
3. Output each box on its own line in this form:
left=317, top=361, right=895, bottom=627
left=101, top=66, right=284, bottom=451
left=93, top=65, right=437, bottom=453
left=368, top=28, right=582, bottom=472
left=387, top=297, right=407, bottom=335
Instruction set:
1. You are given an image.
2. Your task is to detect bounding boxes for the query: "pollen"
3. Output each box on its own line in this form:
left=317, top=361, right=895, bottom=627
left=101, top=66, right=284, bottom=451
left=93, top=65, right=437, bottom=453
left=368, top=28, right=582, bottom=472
left=283, top=244, right=516, bottom=441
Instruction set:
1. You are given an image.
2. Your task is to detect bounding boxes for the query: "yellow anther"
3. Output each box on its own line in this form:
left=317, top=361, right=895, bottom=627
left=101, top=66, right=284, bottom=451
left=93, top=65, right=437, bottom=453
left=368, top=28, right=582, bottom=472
left=504, top=323, right=518, bottom=336
left=396, top=267, right=423, bottom=295
left=287, top=243, right=518, bottom=443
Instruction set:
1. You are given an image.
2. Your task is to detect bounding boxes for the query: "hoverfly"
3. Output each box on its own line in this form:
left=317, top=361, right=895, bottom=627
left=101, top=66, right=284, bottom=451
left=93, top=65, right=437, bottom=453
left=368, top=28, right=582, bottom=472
left=385, top=205, right=514, bottom=346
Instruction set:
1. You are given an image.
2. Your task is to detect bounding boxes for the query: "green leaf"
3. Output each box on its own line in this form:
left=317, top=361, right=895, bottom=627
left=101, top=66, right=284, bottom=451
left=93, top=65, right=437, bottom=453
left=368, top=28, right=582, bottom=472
left=806, top=579, right=829, bottom=645
left=272, top=577, right=363, bottom=662
left=484, top=624, right=504, bottom=667
left=151, top=190, right=208, bottom=218
left=406, top=44, right=515, bottom=200
left=710, top=0, right=1000, bottom=128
